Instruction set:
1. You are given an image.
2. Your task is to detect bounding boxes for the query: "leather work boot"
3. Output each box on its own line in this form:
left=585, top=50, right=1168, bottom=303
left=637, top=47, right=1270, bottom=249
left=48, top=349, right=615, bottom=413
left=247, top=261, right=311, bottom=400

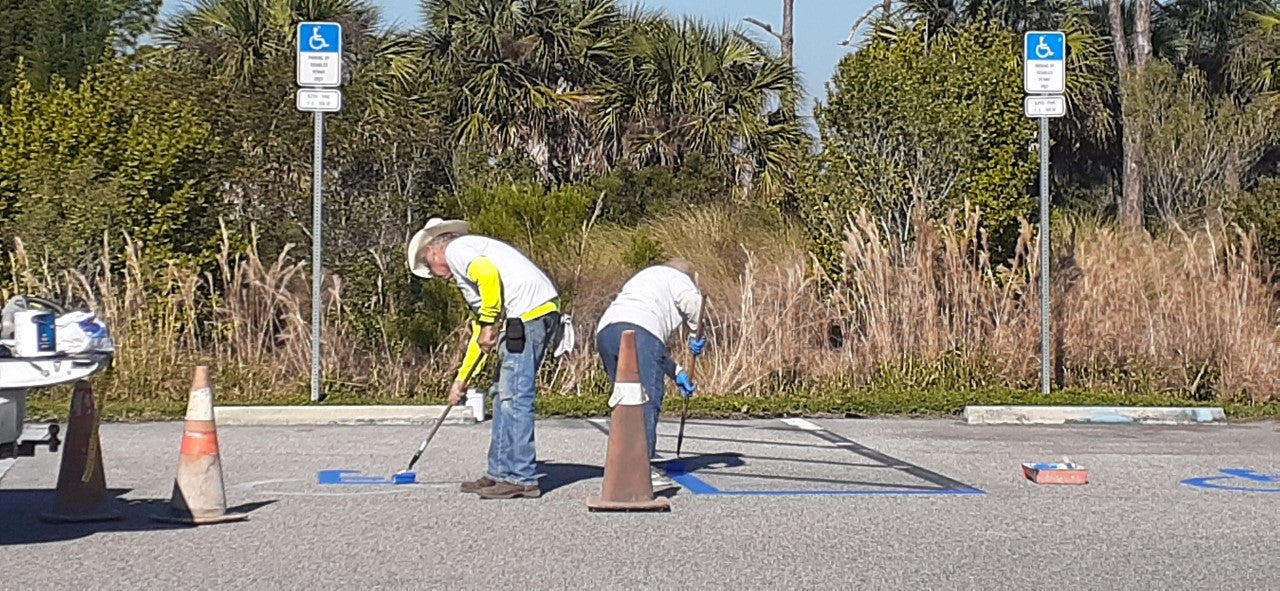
left=460, top=476, right=497, bottom=493
left=476, top=481, right=542, bottom=499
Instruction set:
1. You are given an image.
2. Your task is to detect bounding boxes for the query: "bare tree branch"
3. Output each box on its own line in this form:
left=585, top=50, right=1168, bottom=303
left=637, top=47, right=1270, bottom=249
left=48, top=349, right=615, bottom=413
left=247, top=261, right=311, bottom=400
left=743, top=16, right=782, bottom=41
left=840, top=4, right=895, bottom=46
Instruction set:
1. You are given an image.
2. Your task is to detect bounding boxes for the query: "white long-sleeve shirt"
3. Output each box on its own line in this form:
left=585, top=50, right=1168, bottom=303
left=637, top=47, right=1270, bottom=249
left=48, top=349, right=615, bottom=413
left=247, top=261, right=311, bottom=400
left=444, top=235, right=560, bottom=322
left=595, top=265, right=702, bottom=344
left=443, top=235, right=560, bottom=383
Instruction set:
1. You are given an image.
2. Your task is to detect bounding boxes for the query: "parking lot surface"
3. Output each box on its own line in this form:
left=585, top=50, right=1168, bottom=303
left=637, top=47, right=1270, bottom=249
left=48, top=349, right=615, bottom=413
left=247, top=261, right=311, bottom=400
left=3, top=416, right=1278, bottom=589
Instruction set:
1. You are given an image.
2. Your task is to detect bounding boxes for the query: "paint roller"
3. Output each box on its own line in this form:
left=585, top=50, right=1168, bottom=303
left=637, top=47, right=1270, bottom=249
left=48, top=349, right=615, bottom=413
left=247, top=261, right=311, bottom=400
left=395, top=329, right=494, bottom=484
left=393, top=402, right=456, bottom=484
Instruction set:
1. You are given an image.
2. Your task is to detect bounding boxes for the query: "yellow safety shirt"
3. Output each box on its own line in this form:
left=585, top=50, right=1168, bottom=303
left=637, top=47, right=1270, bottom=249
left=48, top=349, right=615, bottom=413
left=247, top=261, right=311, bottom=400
left=444, top=235, right=560, bottom=383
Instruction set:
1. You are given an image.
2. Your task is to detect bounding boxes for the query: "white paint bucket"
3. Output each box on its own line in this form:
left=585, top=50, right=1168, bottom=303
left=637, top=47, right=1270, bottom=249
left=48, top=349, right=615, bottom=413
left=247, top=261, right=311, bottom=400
left=465, top=388, right=486, bottom=422
left=13, top=310, right=56, bottom=357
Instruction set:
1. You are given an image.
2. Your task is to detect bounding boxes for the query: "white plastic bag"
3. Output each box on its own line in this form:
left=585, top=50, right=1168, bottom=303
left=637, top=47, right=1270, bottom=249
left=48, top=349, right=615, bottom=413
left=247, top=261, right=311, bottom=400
left=553, top=314, right=575, bottom=358
left=55, top=311, right=115, bottom=354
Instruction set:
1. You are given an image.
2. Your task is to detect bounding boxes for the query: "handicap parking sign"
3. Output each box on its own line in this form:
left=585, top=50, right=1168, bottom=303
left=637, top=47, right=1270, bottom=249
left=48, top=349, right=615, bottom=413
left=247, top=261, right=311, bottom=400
left=296, top=22, right=342, bottom=87
left=1023, top=30, right=1065, bottom=94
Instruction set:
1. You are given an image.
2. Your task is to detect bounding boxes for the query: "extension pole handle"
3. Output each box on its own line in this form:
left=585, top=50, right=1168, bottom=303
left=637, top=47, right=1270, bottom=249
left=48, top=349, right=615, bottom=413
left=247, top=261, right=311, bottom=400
left=676, top=289, right=705, bottom=459
left=405, top=402, right=454, bottom=472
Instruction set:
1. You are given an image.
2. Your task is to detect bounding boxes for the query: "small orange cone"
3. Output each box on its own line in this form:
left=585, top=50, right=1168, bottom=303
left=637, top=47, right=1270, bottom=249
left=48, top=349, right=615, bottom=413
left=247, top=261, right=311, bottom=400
left=39, top=380, right=121, bottom=523
left=151, top=366, right=247, bottom=525
left=587, top=329, right=671, bottom=512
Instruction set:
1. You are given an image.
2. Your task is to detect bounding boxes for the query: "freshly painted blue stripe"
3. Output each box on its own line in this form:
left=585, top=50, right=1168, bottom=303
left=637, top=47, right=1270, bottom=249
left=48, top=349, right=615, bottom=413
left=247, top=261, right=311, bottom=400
left=670, top=472, right=720, bottom=494
left=665, top=461, right=985, bottom=496
left=704, top=488, right=985, bottom=496
left=1181, top=468, right=1280, bottom=492
left=317, top=469, right=393, bottom=485
left=663, top=461, right=721, bottom=494
left=1219, top=468, right=1278, bottom=482
left=1180, top=477, right=1280, bottom=492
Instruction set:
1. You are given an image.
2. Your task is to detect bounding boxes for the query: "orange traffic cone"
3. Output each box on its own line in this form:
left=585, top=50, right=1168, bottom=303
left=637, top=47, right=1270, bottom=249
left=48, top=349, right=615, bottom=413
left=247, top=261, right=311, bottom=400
left=150, top=366, right=247, bottom=525
left=587, top=329, right=671, bottom=512
left=39, top=380, right=121, bottom=523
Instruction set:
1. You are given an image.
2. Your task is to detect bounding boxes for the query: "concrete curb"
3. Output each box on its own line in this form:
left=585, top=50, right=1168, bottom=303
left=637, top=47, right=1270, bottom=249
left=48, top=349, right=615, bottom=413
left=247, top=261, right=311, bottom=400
left=962, top=405, right=1226, bottom=425
left=213, top=405, right=480, bottom=426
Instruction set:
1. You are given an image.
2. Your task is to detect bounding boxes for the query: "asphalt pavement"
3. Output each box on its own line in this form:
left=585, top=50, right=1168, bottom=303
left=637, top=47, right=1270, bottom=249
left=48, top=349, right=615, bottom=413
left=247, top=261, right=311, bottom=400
left=2, top=415, right=1278, bottom=589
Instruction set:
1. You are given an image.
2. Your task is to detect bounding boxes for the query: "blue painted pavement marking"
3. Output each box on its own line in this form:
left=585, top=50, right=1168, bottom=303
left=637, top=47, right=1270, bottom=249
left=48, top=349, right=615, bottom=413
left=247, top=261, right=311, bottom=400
left=706, top=489, right=985, bottom=496
left=317, top=469, right=394, bottom=485
left=661, top=441, right=986, bottom=497
left=663, top=460, right=982, bottom=496
left=1218, top=468, right=1279, bottom=482
left=1181, top=468, right=1280, bottom=493
left=663, top=460, right=721, bottom=494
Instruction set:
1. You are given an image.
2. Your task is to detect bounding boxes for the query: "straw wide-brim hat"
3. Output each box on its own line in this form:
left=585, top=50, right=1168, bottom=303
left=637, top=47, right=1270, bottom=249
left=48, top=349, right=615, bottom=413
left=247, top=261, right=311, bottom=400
left=406, top=217, right=470, bottom=278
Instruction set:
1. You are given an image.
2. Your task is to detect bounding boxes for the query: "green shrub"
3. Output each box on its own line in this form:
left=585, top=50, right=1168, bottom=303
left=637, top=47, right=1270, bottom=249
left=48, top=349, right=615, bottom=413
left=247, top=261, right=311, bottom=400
left=797, top=20, right=1037, bottom=277
left=621, top=232, right=667, bottom=271
left=0, top=58, right=221, bottom=274
left=1229, top=176, right=1280, bottom=278
left=459, top=181, right=596, bottom=262
left=588, top=153, right=732, bottom=225
left=335, top=245, right=471, bottom=352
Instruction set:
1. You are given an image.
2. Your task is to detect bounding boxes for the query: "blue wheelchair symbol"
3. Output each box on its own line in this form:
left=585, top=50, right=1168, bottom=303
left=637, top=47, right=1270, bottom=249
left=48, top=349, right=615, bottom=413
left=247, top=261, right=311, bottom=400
left=1181, top=468, right=1280, bottom=492
left=297, top=22, right=342, bottom=54
left=1024, top=31, right=1065, bottom=62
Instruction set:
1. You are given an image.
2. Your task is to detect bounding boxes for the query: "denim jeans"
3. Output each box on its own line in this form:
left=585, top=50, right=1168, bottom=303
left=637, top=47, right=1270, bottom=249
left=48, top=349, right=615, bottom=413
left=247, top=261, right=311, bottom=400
left=595, top=322, right=675, bottom=459
left=486, top=312, right=558, bottom=486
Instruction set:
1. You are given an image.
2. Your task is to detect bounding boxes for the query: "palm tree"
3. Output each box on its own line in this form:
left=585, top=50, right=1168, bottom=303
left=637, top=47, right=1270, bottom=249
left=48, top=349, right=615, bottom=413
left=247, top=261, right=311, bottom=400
left=1229, top=5, right=1280, bottom=98
left=421, top=0, right=806, bottom=196
left=156, top=0, right=385, bottom=88
left=1155, top=0, right=1271, bottom=91
left=152, top=0, right=447, bottom=260
left=420, top=0, right=627, bottom=183
left=600, top=17, right=805, bottom=198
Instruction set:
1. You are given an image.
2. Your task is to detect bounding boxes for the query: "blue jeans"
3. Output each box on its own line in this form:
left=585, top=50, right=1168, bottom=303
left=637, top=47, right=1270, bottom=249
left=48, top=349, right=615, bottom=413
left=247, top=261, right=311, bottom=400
left=486, top=312, right=557, bottom=486
left=595, top=322, right=676, bottom=459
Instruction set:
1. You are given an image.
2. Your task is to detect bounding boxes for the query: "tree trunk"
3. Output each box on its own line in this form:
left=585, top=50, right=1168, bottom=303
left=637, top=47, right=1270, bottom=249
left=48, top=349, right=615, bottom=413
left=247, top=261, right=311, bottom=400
left=1133, top=0, right=1153, bottom=72
left=1107, top=0, right=1129, bottom=74
left=782, top=0, right=794, bottom=65
left=1109, top=0, right=1144, bottom=230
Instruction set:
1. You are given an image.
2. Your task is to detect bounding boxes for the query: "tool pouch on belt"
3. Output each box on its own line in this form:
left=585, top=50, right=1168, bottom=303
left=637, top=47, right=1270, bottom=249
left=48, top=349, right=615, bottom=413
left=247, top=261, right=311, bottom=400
left=505, top=317, right=525, bottom=354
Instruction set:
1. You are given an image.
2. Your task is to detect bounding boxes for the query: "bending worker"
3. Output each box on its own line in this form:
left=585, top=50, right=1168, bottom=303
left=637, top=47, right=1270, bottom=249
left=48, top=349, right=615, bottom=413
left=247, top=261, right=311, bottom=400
left=407, top=217, right=562, bottom=500
left=595, top=258, right=706, bottom=489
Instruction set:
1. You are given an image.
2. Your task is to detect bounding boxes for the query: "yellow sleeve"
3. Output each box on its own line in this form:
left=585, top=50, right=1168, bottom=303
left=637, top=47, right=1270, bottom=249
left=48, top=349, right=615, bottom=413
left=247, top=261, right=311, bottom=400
left=466, top=257, right=503, bottom=325
left=455, top=319, right=489, bottom=384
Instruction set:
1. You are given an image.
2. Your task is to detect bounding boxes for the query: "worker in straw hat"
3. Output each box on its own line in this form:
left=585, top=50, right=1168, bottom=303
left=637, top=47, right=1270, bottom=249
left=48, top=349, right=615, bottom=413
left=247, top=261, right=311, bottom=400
left=595, top=258, right=706, bottom=489
left=406, top=217, right=567, bottom=500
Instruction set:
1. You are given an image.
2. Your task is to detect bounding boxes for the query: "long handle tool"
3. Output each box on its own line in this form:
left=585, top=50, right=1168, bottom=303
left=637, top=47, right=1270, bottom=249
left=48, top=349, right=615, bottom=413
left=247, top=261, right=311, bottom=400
left=676, top=294, right=705, bottom=459
left=394, top=402, right=455, bottom=483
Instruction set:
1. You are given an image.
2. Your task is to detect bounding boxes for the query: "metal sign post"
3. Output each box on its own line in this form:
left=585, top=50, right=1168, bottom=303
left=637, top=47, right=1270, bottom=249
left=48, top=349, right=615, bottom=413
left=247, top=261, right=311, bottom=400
left=1023, top=31, right=1066, bottom=395
left=296, top=22, right=343, bottom=403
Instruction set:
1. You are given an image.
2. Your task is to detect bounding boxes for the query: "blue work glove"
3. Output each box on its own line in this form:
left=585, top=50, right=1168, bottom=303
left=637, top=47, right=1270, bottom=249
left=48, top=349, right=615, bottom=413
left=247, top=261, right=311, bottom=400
left=689, top=335, right=706, bottom=356
left=675, top=369, right=697, bottom=398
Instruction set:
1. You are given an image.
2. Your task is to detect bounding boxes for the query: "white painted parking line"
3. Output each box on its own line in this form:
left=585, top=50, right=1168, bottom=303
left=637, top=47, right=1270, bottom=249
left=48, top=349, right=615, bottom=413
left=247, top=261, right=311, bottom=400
left=780, top=418, right=824, bottom=431
left=230, top=478, right=454, bottom=497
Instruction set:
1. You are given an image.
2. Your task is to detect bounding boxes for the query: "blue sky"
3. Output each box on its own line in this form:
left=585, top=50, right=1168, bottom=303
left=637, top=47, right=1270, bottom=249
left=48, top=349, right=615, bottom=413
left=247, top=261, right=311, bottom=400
left=159, top=0, right=879, bottom=115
